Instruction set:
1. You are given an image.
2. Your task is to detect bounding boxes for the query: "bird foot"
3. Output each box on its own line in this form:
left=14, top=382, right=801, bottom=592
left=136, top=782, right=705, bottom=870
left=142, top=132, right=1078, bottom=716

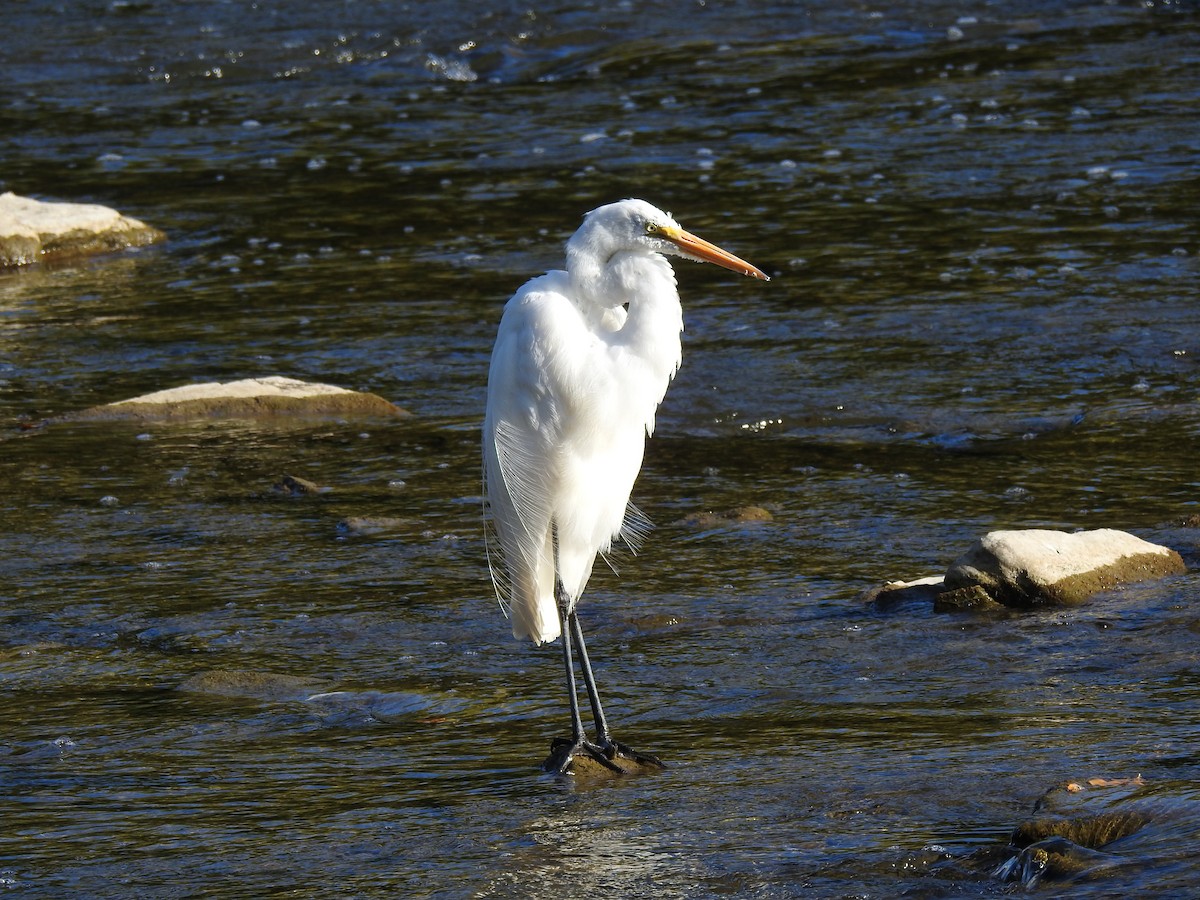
left=542, top=736, right=665, bottom=776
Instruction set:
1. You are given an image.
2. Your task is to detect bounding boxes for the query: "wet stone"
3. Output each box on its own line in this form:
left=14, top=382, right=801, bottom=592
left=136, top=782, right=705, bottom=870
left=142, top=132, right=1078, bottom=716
left=0, top=191, right=164, bottom=267
left=0, top=642, right=66, bottom=662
left=63, top=376, right=410, bottom=423
left=305, top=689, right=462, bottom=723
left=861, top=576, right=946, bottom=611
left=678, top=505, right=773, bottom=529
left=1010, top=810, right=1151, bottom=851
left=625, top=612, right=682, bottom=631
left=337, top=516, right=409, bottom=536
left=868, top=528, right=1186, bottom=613
left=177, top=670, right=329, bottom=702
left=996, top=836, right=1128, bottom=886
left=944, top=529, right=1186, bottom=608
left=542, top=738, right=666, bottom=778
left=932, top=583, right=1010, bottom=614
left=995, top=776, right=1159, bottom=887
left=274, top=474, right=328, bottom=495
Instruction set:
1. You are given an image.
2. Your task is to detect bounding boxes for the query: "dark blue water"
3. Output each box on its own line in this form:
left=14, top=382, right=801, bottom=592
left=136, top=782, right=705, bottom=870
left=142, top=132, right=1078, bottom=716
left=2, top=1, right=1198, bottom=895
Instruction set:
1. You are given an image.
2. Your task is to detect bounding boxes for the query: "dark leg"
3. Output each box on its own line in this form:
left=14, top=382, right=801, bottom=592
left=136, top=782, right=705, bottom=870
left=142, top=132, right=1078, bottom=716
left=570, top=607, right=610, bottom=744
left=542, top=582, right=625, bottom=775
left=557, top=584, right=587, bottom=746
left=570, top=607, right=665, bottom=769
left=541, top=523, right=663, bottom=775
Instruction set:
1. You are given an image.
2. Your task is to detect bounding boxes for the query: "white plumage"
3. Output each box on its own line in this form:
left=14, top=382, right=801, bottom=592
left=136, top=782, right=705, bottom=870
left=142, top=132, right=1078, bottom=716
left=483, top=199, right=768, bottom=646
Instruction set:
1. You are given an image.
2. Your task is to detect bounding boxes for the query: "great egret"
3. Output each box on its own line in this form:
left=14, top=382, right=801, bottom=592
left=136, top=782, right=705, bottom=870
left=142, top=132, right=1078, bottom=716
left=483, top=198, right=769, bottom=774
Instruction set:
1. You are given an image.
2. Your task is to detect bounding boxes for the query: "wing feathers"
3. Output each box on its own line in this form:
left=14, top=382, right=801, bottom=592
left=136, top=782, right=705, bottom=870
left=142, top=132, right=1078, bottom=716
left=483, top=273, right=670, bottom=645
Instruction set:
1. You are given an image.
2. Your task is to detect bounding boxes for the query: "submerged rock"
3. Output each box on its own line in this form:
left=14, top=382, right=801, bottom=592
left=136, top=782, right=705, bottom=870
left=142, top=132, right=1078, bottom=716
left=306, top=688, right=466, bottom=723
left=859, top=576, right=947, bottom=611
left=66, top=376, right=410, bottom=422
left=178, top=669, right=329, bottom=702
left=274, top=474, right=328, bottom=495
left=995, top=776, right=1158, bottom=887
left=1010, top=809, right=1151, bottom=851
left=866, top=528, right=1185, bottom=613
left=0, top=642, right=67, bottom=662
left=678, top=505, right=773, bottom=529
left=336, top=515, right=409, bottom=536
left=995, top=835, right=1129, bottom=886
left=178, top=673, right=465, bottom=723
left=0, top=191, right=164, bottom=267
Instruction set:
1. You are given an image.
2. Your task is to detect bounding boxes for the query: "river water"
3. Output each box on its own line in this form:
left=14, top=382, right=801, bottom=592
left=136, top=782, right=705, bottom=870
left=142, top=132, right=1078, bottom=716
left=2, top=0, right=1199, bottom=896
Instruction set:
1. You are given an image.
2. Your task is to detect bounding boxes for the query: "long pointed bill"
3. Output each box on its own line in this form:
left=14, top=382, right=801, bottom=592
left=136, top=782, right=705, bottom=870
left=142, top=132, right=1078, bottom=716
left=661, top=226, right=770, bottom=281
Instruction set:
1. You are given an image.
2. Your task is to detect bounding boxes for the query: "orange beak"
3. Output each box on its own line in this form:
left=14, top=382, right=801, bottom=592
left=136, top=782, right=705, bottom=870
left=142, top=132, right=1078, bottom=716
left=661, top=225, right=770, bottom=281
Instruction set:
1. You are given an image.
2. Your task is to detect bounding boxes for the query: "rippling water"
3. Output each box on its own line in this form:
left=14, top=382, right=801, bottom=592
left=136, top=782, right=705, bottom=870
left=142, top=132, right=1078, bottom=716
left=2, top=1, right=1199, bottom=896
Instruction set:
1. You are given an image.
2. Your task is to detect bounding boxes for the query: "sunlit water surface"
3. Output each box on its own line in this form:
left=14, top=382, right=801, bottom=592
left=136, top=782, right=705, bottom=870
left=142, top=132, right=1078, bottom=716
left=2, top=1, right=1198, bottom=896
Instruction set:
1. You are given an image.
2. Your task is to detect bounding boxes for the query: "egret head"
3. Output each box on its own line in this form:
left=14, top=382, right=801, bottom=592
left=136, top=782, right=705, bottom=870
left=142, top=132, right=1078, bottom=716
left=570, top=199, right=769, bottom=281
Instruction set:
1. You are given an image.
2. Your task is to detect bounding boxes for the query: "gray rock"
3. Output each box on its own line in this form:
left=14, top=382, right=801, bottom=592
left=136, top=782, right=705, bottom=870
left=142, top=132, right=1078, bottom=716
left=866, top=528, right=1186, bottom=613
left=941, top=528, right=1186, bottom=609
left=64, top=376, right=410, bottom=422
left=0, top=191, right=164, bottom=267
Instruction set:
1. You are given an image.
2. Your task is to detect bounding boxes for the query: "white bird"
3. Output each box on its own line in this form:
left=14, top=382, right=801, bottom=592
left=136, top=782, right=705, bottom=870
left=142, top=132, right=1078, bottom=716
left=483, top=198, right=768, bottom=774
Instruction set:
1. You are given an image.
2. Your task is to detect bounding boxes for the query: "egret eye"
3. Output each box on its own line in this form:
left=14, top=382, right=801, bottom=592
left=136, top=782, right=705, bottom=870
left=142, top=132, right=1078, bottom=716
left=645, top=222, right=660, bottom=235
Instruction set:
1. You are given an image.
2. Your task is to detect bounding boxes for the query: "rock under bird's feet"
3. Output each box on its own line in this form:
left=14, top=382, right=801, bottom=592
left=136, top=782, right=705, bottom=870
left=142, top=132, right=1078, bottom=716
left=543, top=736, right=665, bottom=776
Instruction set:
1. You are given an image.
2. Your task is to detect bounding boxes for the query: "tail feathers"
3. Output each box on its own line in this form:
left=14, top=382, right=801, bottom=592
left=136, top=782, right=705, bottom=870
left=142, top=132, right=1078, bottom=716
left=509, top=567, right=561, bottom=645
left=484, top=512, right=562, bottom=645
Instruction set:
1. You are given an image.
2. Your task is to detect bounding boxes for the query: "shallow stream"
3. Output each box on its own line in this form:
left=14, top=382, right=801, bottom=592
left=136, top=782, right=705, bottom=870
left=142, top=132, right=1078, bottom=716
left=2, top=1, right=1199, bottom=895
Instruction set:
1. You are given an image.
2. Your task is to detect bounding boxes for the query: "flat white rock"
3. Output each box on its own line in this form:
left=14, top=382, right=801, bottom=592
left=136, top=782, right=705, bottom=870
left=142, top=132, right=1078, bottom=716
left=67, top=376, right=409, bottom=422
left=0, top=191, right=164, bottom=266
left=943, top=528, right=1185, bottom=607
left=952, top=528, right=1175, bottom=581
left=108, top=376, right=357, bottom=406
